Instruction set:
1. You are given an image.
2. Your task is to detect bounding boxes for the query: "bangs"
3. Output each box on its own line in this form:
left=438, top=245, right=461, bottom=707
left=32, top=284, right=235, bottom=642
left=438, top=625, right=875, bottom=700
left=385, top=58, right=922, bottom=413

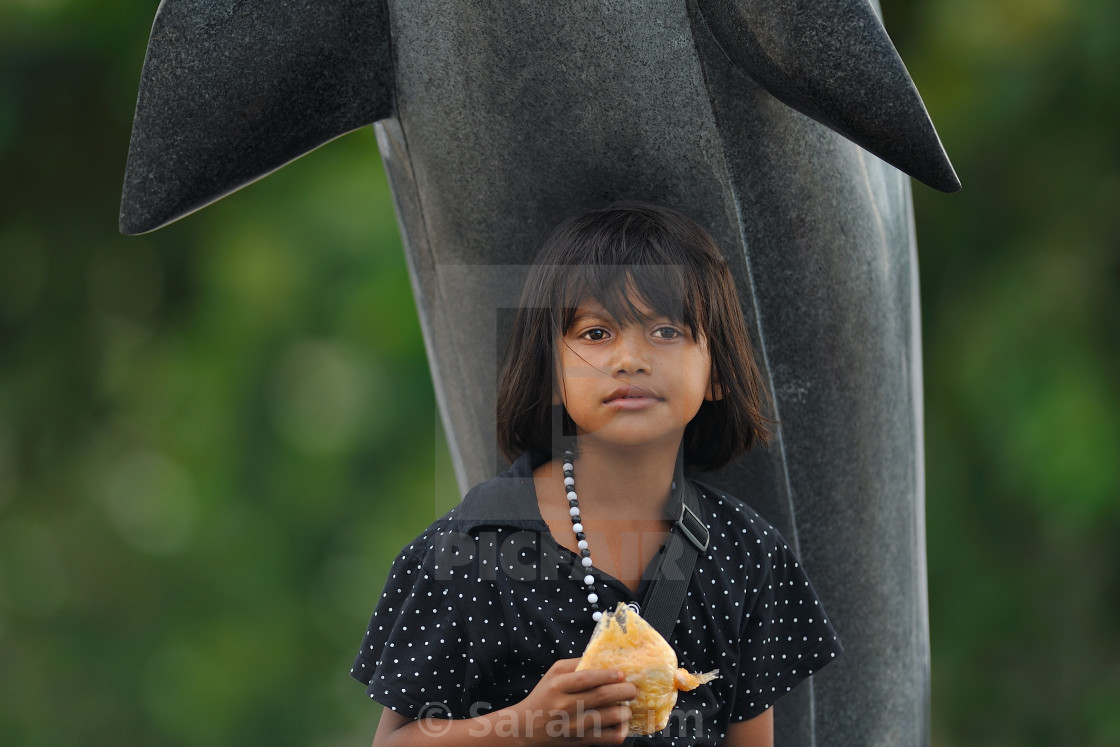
left=497, top=200, right=773, bottom=469
left=555, top=264, right=705, bottom=337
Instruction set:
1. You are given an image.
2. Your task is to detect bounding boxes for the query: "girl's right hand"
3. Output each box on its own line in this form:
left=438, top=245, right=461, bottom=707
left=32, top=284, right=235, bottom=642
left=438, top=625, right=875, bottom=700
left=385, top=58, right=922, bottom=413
left=511, top=658, right=637, bottom=745
left=370, top=658, right=638, bottom=746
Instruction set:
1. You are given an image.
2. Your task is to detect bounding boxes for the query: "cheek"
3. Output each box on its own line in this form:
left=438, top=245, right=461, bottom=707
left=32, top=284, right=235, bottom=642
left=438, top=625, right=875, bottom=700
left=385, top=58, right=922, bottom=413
left=684, top=349, right=712, bottom=380
left=551, top=357, right=564, bottom=406
left=553, top=343, right=580, bottom=403
left=554, top=348, right=596, bottom=406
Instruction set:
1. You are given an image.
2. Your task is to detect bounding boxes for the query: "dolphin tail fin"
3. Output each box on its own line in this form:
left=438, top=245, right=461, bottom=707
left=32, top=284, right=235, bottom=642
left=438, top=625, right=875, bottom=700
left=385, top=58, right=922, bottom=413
left=696, top=0, right=960, bottom=192
left=120, top=0, right=394, bottom=235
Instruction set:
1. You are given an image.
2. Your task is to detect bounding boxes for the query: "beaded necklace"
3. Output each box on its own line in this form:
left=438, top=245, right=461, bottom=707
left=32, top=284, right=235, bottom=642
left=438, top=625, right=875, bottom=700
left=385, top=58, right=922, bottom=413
left=562, top=449, right=602, bottom=622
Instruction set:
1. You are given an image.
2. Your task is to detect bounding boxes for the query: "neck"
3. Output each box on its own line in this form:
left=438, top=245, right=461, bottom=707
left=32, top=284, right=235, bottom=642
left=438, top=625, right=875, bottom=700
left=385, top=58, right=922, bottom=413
left=568, top=437, right=683, bottom=518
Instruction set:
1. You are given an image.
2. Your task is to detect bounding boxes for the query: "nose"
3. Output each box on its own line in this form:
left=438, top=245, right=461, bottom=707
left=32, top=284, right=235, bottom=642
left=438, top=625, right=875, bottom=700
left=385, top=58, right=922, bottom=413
left=612, top=329, right=650, bottom=375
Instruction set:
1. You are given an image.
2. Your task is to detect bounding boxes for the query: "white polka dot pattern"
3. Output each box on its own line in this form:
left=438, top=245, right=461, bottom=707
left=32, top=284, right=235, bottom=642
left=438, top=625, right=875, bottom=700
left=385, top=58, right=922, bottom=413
left=350, top=458, right=842, bottom=744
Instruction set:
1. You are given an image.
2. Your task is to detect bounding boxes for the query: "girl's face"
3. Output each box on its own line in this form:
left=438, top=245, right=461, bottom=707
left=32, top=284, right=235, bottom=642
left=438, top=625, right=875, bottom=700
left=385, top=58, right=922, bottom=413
left=555, top=296, right=715, bottom=452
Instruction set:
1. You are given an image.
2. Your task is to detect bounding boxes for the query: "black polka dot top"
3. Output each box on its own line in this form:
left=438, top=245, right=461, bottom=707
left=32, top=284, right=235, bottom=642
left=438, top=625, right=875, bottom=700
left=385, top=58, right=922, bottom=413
left=352, top=452, right=842, bottom=745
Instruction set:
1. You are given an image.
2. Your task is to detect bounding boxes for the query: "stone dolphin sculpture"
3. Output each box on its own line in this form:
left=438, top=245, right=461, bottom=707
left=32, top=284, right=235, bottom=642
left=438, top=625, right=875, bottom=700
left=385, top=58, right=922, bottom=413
left=121, top=1, right=958, bottom=744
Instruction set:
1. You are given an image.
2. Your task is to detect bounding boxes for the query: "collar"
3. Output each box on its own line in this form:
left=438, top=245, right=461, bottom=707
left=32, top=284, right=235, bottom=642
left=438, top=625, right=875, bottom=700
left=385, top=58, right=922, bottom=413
left=451, top=450, right=703, bottom=548
left=451, top=451, right=551, bottom=532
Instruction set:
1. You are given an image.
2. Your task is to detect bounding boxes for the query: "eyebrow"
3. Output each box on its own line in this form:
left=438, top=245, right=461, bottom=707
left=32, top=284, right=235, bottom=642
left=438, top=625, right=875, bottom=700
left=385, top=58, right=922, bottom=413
left=567, top=307, right=680, bottom=330
left=566, top=310, right=610, bottom=328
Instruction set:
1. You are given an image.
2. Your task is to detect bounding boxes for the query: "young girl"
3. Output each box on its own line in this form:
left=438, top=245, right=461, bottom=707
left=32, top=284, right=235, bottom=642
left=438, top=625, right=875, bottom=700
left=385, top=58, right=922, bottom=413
left=352, top=202, right=841, bottom=746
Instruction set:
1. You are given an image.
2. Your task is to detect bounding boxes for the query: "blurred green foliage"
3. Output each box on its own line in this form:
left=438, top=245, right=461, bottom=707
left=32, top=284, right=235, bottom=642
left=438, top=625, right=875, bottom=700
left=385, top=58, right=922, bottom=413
left=1, top=3, right=456, bottom=745
left=0, top=0, right=1117, bottom=745
left=882, top=0, right=1120, bottom=743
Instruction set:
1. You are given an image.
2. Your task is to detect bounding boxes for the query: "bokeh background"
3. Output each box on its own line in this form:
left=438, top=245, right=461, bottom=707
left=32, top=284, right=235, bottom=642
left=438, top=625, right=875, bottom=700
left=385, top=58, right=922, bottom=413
left=1, top=0, right=1116, bottom=745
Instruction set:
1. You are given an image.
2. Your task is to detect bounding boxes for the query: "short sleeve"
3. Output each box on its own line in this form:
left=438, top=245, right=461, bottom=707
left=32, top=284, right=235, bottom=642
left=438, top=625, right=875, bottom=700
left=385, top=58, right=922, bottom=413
left=731, top=539, right=843, bottom=721
left=350, top=548, right=480, bottom=718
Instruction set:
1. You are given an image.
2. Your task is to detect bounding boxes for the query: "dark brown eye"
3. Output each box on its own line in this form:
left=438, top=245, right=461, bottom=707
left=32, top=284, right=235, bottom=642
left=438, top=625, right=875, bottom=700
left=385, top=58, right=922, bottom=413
left=582, top=328, right=608, bottom=341
left=653, top=326, right=682, bottom=340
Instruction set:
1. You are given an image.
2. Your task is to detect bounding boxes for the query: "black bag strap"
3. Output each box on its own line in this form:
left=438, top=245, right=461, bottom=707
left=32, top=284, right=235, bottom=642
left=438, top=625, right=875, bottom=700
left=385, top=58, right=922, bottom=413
left=620, top=479, right=708, bottom=745
left=639, top=479, right=709, bottom=640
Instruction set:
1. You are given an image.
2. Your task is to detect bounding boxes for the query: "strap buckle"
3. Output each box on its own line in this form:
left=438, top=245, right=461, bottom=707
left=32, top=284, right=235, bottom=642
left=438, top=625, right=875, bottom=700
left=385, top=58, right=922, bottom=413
left=675, top=501, right=709, bottom=553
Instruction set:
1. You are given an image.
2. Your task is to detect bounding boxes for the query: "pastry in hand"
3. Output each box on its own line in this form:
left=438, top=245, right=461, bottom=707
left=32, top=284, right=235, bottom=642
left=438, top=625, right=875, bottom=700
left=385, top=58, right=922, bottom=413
left=576, top=602, right=719, bottom=735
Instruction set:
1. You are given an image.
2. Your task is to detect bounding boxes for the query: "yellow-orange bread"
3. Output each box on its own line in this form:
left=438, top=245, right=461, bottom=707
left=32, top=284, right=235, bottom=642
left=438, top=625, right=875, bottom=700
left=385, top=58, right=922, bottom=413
left=575, top=602, right=719, bottom=735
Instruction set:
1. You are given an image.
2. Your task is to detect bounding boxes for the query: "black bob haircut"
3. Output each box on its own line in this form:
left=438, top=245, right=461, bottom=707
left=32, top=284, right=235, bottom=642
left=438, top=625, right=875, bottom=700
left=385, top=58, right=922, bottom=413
left=496, top=201, right=773, bottom=472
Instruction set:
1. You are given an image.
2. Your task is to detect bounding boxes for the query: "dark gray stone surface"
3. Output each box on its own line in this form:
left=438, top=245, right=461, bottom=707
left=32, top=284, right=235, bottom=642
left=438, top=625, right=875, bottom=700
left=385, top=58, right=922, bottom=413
left=119, top=0, right=393, bottom=234
left=121, top=1, right=958, bottom=744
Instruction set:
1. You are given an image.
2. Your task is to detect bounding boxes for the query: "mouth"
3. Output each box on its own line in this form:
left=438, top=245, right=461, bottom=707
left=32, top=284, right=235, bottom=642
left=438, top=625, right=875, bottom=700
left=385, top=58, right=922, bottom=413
left=604, top=385, right=660, bottom=406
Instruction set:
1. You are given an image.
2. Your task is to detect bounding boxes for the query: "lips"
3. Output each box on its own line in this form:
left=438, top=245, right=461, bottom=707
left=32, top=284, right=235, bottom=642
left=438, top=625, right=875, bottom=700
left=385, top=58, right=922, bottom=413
left=603, top=384, right=660, bottom=405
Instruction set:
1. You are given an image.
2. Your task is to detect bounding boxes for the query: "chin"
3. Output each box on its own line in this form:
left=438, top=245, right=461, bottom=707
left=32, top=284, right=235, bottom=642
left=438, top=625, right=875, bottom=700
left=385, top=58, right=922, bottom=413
left=578, top=429, right=681, bottom=451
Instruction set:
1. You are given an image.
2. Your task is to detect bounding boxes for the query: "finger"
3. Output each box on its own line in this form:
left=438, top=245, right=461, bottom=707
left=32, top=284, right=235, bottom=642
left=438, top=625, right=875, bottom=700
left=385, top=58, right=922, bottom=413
left=598, top=703, right=631, bottom=729
left=545, top=658, right=581, bottom=676
left=575, top=706, right=630, bottom=742
left=577, top=681, right=639, bottom=709
left=575, top=703, right=631, bottom=730
left=578, top=725, right=629, bottom=747
left=558, top=667, right=626, bottom=694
